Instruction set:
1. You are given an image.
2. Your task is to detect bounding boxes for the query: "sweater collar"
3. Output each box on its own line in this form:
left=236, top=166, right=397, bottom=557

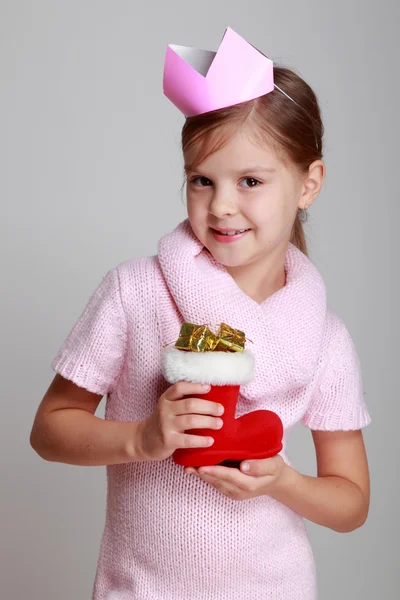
left=157, top=219, right=327, bottom=398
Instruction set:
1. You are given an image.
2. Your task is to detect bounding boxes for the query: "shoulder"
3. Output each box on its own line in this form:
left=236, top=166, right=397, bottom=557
left=115, top=255, right=160, bottom=287
left=112, top=255, right=162, bottom=313
left=324, top=307, right=358, bottom=347
left=318, top=307, right=361, bottom=375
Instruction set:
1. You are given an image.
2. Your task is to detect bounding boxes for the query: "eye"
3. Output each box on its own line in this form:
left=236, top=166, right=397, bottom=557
left=190, top=176, right=212, bottom=187
left=240, top=177, right=261, bottom=188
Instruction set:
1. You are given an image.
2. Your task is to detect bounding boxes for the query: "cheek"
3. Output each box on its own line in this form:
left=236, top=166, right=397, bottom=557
left=186, top=201, right=209, bottom=244
left=187, top=195, right=211, bottom=226
left=246, top=196, right=296, bottom=240
left=186, top=197, right=199, bottom=221
left=247, top=193, right=288, bottom=225
left=187, top=193, right=202, bottom=211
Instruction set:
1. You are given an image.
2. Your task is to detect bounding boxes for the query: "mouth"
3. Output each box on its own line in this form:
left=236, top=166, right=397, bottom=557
left=210, top=227, right=251, bottom=243
left=211, top=227, right=251, bottom=236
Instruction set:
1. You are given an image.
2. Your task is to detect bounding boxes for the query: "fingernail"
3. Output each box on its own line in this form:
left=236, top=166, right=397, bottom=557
left=207, top=437, right=214, bottom=446
left=202, top=384, right=211, bottom=391
left=216, top=418, right=223, bottom=428
left=199, top=467, right=210, bottom=475
left=217, top=405, right=224, bottom=415
left=241, top=462, right=250, bottom=472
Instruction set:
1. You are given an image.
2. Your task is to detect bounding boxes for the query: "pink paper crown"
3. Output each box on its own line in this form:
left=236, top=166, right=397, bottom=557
left=163, top=27, right=276, bottom=117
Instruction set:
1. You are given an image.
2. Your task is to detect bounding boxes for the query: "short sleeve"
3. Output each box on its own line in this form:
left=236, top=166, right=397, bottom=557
left=301, top=321, right=371, bottom=431
left=51, top=266, right=127, bottom=396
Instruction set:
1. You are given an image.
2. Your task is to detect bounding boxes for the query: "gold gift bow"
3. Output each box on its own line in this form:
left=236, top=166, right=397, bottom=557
left=163, top=322, right=253, bottom=353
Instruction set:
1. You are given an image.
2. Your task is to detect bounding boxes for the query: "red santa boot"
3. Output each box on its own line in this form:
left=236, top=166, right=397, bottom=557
left=161, top=346, right=283, bottom=467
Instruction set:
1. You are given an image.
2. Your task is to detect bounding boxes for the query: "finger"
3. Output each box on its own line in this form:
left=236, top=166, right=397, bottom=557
left=174, top=432, right=215, bottom=449
left=173, top=397, right=224, bottom=417
left=165, top=381, right=211, bottom=402
left=198, top=472, right=240, bottom=498
left=184, top=467, right=198, bottom=475
left=175, top=414, right=223, bottom=432
left=239, top=456, right=282, bottom=477
left=198, top=465, right=252, bottom=491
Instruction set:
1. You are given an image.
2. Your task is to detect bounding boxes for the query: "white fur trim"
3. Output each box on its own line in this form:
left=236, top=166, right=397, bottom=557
left=161, top=346, right=254, bottom=385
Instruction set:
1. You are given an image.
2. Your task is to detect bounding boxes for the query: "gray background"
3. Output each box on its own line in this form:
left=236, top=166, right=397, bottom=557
left=1, top=1, right=398, bottom=598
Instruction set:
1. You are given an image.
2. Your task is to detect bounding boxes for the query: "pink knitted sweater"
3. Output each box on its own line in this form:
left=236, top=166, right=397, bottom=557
left=52, top=219, right=371, bottom=600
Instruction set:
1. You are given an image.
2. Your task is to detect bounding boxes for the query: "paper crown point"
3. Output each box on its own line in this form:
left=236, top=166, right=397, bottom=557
left=163, top=26, right=275, bottom=117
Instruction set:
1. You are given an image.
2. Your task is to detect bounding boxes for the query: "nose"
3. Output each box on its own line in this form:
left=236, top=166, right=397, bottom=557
left=209, top=186, right=239, bottom=218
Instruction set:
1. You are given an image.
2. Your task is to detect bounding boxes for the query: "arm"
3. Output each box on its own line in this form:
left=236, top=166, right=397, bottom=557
left=269, top=429, right=370, bottom=533
left=32, top=267, right=140, bottom=466
left=188, top=429, right=370, bottom=533
left=30, top=374, right=141, bottom=466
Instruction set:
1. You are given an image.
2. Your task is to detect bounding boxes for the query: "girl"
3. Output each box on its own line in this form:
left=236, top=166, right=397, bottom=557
left=30, top=28, right=371, bottom=600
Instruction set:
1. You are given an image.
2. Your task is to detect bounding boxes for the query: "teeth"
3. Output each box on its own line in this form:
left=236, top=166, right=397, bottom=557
left=220, top=229, right=248, bottom=236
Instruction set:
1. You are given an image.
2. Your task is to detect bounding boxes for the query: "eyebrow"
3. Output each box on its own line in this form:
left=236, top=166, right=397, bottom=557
left=184, top=164, right=277, bottom=175
left=238, top=166, right=277, bottom=175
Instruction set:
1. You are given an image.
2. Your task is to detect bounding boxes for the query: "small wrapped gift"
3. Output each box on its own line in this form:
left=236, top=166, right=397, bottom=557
left=174, top=322, right=246, bottom=353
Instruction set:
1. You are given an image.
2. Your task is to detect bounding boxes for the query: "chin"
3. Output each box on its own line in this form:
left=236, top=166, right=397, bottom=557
left=208, top=247, right=252, bottom=268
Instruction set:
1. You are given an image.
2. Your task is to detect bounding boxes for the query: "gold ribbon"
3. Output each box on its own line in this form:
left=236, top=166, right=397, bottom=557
left=163, top=322, right=250, bottom=353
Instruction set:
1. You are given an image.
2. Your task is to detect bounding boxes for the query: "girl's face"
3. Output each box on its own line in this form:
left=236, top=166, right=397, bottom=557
left=185, top=124, right=323, bottom=274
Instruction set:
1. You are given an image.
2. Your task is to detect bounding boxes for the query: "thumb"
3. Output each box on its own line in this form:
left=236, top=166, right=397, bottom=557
left=240, top=455, right=281, bottom=477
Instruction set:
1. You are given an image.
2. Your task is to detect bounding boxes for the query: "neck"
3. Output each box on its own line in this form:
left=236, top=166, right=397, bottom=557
left=223, top=245, right=288, bottom=305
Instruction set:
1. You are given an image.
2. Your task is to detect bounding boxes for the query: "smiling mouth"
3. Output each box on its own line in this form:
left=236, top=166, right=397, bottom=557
left=209, top=228, right=251, bottom=244
left=211, top=228, right=251, bottom=236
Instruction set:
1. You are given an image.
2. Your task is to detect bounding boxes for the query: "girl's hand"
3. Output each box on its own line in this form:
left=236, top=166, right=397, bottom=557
left=135, top=382, right=224, bottom=462
left=184, top=455, right=289, bottom=500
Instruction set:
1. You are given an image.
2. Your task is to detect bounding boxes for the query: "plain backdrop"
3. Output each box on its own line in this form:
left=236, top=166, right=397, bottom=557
left=1, top=1, right=398, bottom=598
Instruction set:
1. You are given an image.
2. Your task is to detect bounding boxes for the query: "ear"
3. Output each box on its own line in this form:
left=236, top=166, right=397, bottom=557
left=298, top=160, right=325, bottom=209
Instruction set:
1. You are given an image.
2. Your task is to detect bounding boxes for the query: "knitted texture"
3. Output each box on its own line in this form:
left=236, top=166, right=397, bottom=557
left=51, top=219, right=371, bottom=600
